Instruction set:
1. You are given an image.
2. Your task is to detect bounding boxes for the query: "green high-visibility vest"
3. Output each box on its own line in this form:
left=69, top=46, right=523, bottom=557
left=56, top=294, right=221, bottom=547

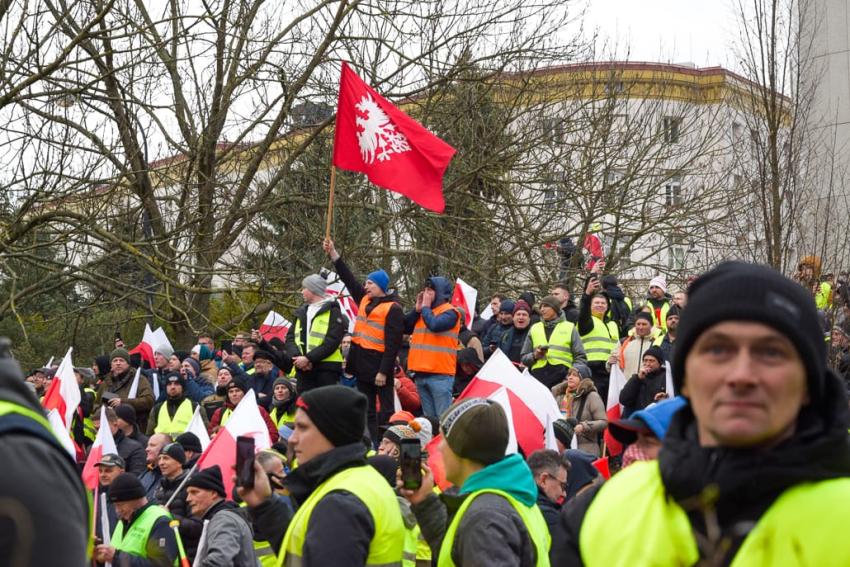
left=154, top=399, right=195, bottom=437
left=82, top=388, right=97, bottom=442
left=278, top=465, right=405, bottom=566
left=438, top=489, right=551, bottom=567
left=529, top=320, right=576, bottom=369
left=648, top=301, right=671, bottom=331
left=294, top=310, right=344, bottom=363
left=580, top=317, right=620, bottom=362
left=111, top=505, right=173, bottom=561
left=580, top=460, right=850, bottom=567
left=269, top=406, right=296, bottom=429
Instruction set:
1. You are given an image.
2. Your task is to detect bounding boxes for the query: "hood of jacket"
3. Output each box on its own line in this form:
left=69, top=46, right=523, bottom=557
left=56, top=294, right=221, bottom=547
left=426, top=276, right=453, bottom=307
left=564, top=449, right=600, bottom=501
left=459, top=453, right=538, bottom=507
left=659, top=369, right=850, bottom=524
left=542, top=311, right=567, bottom=331
left=603, top=283, right=626, bottom=301
left=285, top=442, right=367, bottom=506
left=574, top=378, right=598, bottom=398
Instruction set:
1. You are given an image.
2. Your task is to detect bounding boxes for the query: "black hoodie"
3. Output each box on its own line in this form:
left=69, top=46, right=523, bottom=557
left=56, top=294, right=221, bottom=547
left=0, top=351, right=90, bottom=565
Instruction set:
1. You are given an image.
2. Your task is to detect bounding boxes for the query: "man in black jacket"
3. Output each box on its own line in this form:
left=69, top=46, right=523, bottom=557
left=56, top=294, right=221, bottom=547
left=619, top=346, right=668, bottom=417
left=528, top=449, right=569, bottom=563
left=324, top=238, right=404, bottom=442
left=0, top=338, right=91, bottom=567
left=240, top=385, right=405, bottom=566
left=285, top=273, right=348, bottom=395
left=553, top=262, right=850, bottom=566
left=99, top=406, right=147, bottom=476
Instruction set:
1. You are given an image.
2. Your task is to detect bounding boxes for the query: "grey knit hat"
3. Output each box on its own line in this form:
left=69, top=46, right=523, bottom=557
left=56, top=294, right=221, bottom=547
left=302, top=274, right=328, bottom=297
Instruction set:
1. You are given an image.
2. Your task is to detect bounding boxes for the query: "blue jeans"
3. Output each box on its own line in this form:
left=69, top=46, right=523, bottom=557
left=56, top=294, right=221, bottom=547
left=416, top=374, right=455, bottom=417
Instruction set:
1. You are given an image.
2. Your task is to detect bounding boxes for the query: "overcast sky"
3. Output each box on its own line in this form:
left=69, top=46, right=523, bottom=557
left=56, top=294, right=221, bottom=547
left=582, top=0, right=740, bottom=70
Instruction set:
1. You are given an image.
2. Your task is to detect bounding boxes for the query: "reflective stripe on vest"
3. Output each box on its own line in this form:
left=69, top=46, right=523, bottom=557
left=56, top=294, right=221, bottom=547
left=438, top=489, right=551, bottom=567
left=294, top=310, right=343, bottom=363
left=529, top=320, right=575, bottom=369
left=279, top=465, right=405, bottom=567
left=407, top=303, right=461, bottom=375
left=580, top=460, right=850, bottom=567
left=402, top=524, right=418, bottom=567
left=580, top=318, right=620, bottom=362
left=154, top=399, right=194, bottom=436
left=111, top=504, right=173, bottom=559
left=352, top=298, right=394, bottom=353
left=270, top=407, right=296, bottom=429
left=255, top=538, right=278, bottom=567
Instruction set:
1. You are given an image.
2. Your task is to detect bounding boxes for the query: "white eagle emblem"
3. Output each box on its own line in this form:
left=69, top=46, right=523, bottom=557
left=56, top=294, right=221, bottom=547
left=355, top=94, right=411, bottom=164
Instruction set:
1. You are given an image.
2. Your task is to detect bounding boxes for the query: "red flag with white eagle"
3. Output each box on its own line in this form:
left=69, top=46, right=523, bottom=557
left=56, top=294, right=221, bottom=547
left=333, top=62, right=456, bottom=213
left=451, top=278, right=478, bottom=330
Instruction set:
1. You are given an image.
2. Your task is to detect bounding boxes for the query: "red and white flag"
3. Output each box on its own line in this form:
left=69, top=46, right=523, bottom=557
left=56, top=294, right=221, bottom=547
left=325, top=271, right=359, bottom=333
left=333, top=62, right=456, bottom=213
left=82, top=406, right=118, bottom=489
left=603, top=364, right=628, bottom=456
left=47, top=408, right=78, bottom=459
left=129, top=324, right=157, bottom=369
left=42, top=348, right=80, bottom=430
left=259, top=311, right=291, bottom=342
left=428, top=351, right=561, bottom=489
left=451, top=278, right=478, bottom=330
left=185, top=405, right=211, bottom=451
left=583, top=231, right=605, bottom=271
left=195, top=389, right=271, bottom=499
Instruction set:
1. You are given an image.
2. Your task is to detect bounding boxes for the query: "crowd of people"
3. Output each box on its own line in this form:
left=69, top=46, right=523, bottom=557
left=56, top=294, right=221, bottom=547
left=3, top=245, right=850, bottom=566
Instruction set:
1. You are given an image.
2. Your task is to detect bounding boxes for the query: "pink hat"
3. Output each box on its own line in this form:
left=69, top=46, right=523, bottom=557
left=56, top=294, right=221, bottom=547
left=649, top=275, right=667, bottom=293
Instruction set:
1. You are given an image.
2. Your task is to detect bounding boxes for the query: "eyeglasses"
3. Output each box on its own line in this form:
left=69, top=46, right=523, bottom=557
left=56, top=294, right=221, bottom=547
left=546, top=473, right=567, bottom=491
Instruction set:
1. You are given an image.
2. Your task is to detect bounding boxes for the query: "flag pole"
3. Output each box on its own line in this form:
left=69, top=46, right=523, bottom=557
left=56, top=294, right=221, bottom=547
left=325, top=165, right=336, bottom=240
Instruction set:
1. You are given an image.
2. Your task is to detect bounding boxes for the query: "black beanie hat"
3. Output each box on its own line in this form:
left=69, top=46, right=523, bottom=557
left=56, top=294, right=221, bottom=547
left=161, top=442, right=186, bottom=465
left=440, top=398, right=509, bottom=466
left=643, top=346, right=665, bottom=365
left=635, top=311, right=653, bottom=324
left=227, top=376, right=248, bottom=394
left=107, top=473, right=146, bottom=502
left=552, top=419, right=575, bottom=448
left=175, top=432, right=203, bottom=454
left=673, top=261, right=826, bottom=400
left=165, top=372, right=186, bottom=391
left=186, top=465, right=226, bottom=497
left=296, top=385, right=368, bottom=447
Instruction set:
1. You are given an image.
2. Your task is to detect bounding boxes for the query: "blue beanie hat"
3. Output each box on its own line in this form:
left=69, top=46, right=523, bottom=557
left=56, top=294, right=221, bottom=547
left=366, top=270, right=390, bottom=293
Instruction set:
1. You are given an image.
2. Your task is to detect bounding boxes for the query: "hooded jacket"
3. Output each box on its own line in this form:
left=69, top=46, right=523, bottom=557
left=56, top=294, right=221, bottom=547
left=412, top=454, right=544, bottom=566
left=333, top=256, right=404, bottom=382
left=0, top=353, right=90, bottom=566
left=553, top=370, right=850, bottom=566
left=404, top=276, right=459, bottom=335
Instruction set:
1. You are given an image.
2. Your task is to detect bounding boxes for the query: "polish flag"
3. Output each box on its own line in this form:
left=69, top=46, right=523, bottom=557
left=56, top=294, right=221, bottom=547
left=451, top=278, right=478, bottom=330
left=259, top=311, right=291, bottom=342
left=47, top=408, right=78, bottom=459
left=82, top=406, right=118, bottom=490
left=428, top=351, right=560, bottom=489
left=195, top=389, right=271, bottom=499
left=333, top=62, right=456, bottom=213
left=42, top=348, right=81, bottom=430
left=185, top=405, right=211, bottom=451
left=325, top=271, right=359, bottom=333
left=129, top=324, right=157, bottom=369
left=603, top=364, right=629, bottom=456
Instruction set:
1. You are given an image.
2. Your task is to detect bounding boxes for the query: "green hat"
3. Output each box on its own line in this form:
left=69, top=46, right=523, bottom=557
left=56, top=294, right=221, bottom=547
left=110, top=348, right=131, bottom=364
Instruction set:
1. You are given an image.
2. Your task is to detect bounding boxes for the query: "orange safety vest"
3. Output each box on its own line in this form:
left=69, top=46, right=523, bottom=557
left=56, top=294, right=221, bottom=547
left=408, top=303, right=461, bottom=375
left=352, top=297, right=394, bottom=353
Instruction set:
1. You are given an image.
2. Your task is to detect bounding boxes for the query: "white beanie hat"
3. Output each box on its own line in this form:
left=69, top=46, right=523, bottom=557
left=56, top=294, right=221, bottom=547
left=649, top=275, right=667, bottom=293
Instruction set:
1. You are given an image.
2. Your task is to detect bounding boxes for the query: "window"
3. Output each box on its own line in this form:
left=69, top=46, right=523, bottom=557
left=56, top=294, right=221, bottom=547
left=664, top=175, right=683, bottom=207
left=667, top=235, right=687, bottom=270
left=605, top=80, right=625, bottom=95
left=541, top=117, right=565, bottom=145
left=663, top=117, right=682, bottom=143
left=731, top=121, right=742, bottom=140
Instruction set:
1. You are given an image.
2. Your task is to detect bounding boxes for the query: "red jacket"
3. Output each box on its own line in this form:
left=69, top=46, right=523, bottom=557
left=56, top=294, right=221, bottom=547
left=394, top=367, right=421, bottom=413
